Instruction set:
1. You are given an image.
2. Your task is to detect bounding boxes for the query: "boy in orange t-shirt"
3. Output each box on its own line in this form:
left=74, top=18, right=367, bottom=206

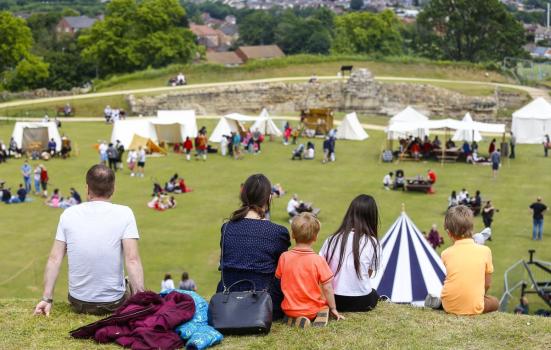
left=425, top=205, right=499, bottom=315
left=276, top=212, right=344, bottom=328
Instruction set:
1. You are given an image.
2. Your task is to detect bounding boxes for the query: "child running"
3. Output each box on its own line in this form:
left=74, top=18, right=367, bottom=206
left=276, top=212, right=344, bottom=328
left=425, top=205, right=499, bottom=315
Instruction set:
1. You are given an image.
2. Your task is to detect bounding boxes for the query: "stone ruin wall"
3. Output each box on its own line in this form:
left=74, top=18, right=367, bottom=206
left=127, top=69, right=528, bottom=122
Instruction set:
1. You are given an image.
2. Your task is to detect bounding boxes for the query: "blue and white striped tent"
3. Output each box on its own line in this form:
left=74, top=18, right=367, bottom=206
left=372, top=211, right=446, bottom=306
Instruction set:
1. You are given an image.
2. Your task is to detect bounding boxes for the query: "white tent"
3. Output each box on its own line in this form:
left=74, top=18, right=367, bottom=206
left=452, top=113, right=483, bottom=142
left=209, top=113, right=258, bottom=143
left=251, top=109, right=283, bottom=137
left=387, top=118, right=505, bottom=135
left=372, top=211, right=446, bottom=306
left=387, top=106, right=429, bottom=139
left=512, top=97, right=551, bottom=144
left=111, top=119, right=158, bottom=149
left=11, top=122, right=62, bottom=152
left=336, top=112, right=369, bottom=140
left=156, top=110, right=198, bottom=138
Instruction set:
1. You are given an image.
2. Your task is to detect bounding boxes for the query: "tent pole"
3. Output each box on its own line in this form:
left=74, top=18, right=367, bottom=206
left=441, top=128, right=446, bottom=167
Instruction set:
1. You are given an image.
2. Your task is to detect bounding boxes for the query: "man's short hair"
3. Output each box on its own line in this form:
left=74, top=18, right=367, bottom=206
left=291, top=212, right=320, bottom=244
left=86, top=164, right=115, bottom=198
left=444, top=205, right=474, bottom=239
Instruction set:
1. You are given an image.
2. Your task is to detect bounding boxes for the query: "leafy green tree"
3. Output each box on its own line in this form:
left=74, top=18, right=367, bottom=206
left=79, top=0, right=196, bottom=77
left=416, top=0, right=526, bottom=61
left=274, top=12, right=332, bottom=54
left=4, top=55, right=49, bottom=91
left=332, top=10, right=403, bottom=55
left=238, top=10, right=277, bottom=45
left=0, top=11, right=49, bottom=91
left=350, top=0, right=364, bottom=11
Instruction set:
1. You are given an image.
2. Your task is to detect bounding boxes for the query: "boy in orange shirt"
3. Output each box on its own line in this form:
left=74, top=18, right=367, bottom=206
left=276, top=212, right=344, bottom=328
left=425, top=205, right=499, bottom=315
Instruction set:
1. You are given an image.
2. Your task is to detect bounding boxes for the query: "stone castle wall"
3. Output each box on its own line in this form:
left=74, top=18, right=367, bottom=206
left=127, top=69, right=528, bottom=120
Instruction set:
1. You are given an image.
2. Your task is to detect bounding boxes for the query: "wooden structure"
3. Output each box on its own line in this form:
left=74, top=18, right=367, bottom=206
left=300, top=108, right=334, bottom=135
left=340, top=65, right=353, bottom=77
left=405, top=178, right=432, bottom=193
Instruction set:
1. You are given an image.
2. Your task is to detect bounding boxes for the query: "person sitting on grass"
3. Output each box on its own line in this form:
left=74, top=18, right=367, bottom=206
left=383, top=172, right=393, bottom=190
left=179, top=271, right=197, bottom=292
left=276, top=212, right=344, bottom=328
left=424, top=205, right=499, bottom=315
left=426, top=224, right=444, bottom=249
left=34, top=164, right=144, bottom=316
left=45, top=188, right=61, bottom=208
left=320, top=195, right=381, bottom=313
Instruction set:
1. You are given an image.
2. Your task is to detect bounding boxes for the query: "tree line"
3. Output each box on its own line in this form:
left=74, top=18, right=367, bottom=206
left=0, top=0, right=528, bottom=92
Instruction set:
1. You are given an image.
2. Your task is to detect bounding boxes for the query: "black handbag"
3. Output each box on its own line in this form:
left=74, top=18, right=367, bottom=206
left=208, top=222, right=273, bottom=335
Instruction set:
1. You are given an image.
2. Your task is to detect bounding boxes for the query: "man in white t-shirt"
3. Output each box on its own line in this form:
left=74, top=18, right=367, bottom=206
left=34, top=164, right=144, bottom=316
left=287, top=194, right=300, bottom=218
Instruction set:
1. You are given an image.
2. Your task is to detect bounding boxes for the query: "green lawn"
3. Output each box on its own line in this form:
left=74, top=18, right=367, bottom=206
left=0, top=118, right=550, bottom=348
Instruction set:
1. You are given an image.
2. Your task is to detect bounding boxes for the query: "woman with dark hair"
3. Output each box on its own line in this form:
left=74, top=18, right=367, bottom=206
left=320, top=194, right=381, bottom=312
left=216, top=174, right=291, bottom=319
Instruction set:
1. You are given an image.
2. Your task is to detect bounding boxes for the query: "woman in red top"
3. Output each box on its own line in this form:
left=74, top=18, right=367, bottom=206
left=40, top=165, right=49, bottom=197
left=488, top=138, right=496, bottom=155
left=183, top=137, right=193, bottom=161
left=411, top=142, right=421, bottom=160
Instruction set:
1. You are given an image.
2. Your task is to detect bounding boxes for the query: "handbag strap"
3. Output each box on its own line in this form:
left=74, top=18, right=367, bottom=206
left=220, top=220, right=230, bottom=291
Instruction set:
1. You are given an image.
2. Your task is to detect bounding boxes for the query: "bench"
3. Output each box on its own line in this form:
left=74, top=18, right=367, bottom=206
left=405, top=179, right=432, bottom=193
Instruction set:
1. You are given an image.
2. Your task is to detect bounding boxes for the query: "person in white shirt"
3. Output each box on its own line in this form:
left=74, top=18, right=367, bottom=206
left=104, top=105, right=112, bottom=123
left=458, top=189, right=468, bottom=204
left=161, top=273, right=175, bottom=291
left=220, top=135, right=229, bottom=156
left=287, top=194, right=300, bottom=218
left=98, top=141, right=108, bottom=165
left=42, top=114, right=50, bottom=123
left=383, top=172, right=393, bottom=190
left=473, top=227, right=492, bottom=245
left=137, top=146, right=146, bottom=177
left=177, top=72, right=186, bottom=85
left=34, top=164, right=144, bottom=316
left=320, top=194, right=381, bottom=312
left=127, top=149, right=138, bottom=176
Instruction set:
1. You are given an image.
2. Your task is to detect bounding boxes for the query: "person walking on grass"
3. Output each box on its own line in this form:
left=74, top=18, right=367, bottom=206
left=34, top=164, right=144, bottom=316
left=509, top=132, right=516, bottom=159
left=137, top=146, right=146, bottom=177
left=33, top=164, right=42, bottom=195
left=490, top=148, right=501, bottom=179
left=530, top=197, right=547, bottom=241
left=21, top=159, right=32, bottom=193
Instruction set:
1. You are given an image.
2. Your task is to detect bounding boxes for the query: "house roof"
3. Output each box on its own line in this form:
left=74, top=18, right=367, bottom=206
left=236, top=45, right=285, bottom=60
left=63, top=16, right=97, bottom=29
left=206, top=51, right=243, bottom=65
left=190, top=23, right=219, bottom=37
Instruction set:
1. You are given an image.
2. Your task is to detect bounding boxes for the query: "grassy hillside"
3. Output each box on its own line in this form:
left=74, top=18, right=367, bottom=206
left=93, top=55, right=512, bottom=92
left=1, top=299, right=549, bottom=349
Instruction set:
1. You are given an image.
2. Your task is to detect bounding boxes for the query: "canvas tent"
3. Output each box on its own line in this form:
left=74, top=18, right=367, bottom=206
left=128, top=134, right=167, bottom=155
left=512, top=97, right=551, bottom=144
left=452, top=113, right=483, bottom=142
left=209, top=113, right=258, bottom=143
left=11, top=122, right=62, bottom=152
left=250, top=109, right=283, bottom=137
left=111, top=119, right=158, bottom=149
left=156, top=110, right=198, bottom=139
left=387, top=106, right=429, bottom=139
left=336, top=112, right=369, bottom=140
left=372, top=211, right=446, bottom=306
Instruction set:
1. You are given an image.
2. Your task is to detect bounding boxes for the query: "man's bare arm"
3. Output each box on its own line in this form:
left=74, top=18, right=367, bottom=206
left=34, top=240, right=66, bottom=316
left=123, top=239, right=144, bottom=294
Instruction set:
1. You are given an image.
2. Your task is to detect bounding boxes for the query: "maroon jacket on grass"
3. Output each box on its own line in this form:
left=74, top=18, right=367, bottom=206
left=70, top=291, right=195, bottom=350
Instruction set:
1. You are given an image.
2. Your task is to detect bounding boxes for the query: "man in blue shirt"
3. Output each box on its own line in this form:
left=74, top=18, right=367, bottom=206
left=490, top=149, right=501, bottom=179
left=48, top=138, right=57, bottom=156
left=21, top=160, right=32, bottom=193
left=16, top=184, right=27, bottom=203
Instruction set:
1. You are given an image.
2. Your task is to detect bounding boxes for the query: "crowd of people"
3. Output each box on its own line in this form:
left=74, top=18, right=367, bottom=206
left=103, top=105, right=127, bottom=123
left=45, top=187, right=82, bottom=209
